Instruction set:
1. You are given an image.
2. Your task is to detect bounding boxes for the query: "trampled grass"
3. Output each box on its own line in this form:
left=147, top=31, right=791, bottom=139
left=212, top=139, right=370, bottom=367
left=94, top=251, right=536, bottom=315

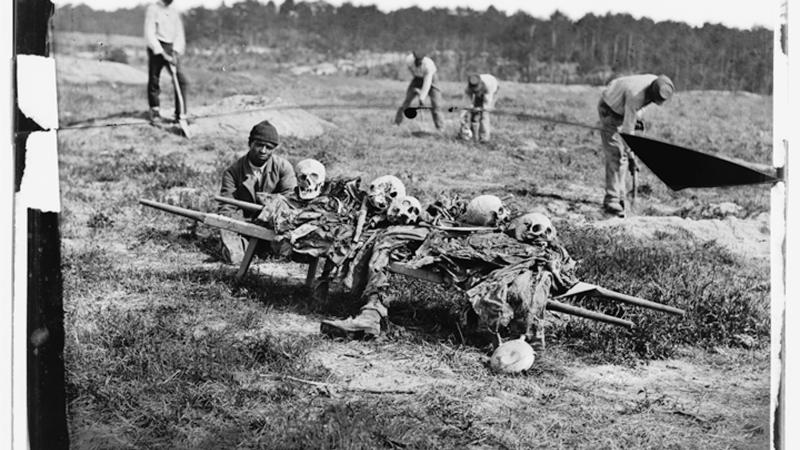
left=59, top=52, right=771, bottom=448
left=555, top=223, right=770, bottom=362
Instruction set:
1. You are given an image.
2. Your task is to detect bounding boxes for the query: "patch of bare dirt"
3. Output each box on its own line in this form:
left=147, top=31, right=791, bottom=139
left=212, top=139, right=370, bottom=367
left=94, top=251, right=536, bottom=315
left=250, top=260, right=310, bottom=285
left=309, top=342, right=466, bottom=393
left=594, top=213, right=770, bottom=261
left=568, top=353, right=769, bottom=424
left=514, top=181, right=770, bottom=262
left=190, top=95, right=335, bottom=140
left=258, top=310, right=321, bottom=337
left=56, top=55, right=147, bottom=85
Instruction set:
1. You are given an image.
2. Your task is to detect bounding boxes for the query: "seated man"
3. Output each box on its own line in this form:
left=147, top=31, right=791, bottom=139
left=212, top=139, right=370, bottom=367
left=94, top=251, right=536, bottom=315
left=218, top=120, right=297, bottom=264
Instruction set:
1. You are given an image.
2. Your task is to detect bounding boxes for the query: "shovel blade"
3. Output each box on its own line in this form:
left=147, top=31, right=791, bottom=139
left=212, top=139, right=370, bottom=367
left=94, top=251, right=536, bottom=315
left=177, top=118, right=191, bottom=138
left=403, top=107, right=418, bottom=119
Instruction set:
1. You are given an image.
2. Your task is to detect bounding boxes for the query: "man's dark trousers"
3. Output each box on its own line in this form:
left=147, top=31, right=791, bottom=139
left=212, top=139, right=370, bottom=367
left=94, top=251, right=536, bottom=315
left=147, top=41, right=188, bottom=119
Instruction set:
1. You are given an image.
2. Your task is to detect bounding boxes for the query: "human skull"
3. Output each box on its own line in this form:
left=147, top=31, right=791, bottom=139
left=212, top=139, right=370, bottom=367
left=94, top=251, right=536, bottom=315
left=460, top=194, right=508, bottom=226
left=510, top=212, right=556, bottom=243
left=387, top=195, right=422, bottom=225
left=367, top=175, right=406, bottom=212
left=489, top=336, right=535, bottom=374
left=295, top=159, right=326, bottom=200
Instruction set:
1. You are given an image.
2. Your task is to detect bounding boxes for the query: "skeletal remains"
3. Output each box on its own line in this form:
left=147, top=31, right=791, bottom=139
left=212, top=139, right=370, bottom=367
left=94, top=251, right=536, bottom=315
left=509, top=212, right=557, bottom=243
left=387, top=195, right=422, bottom=225
left=144, top=164, right=687, bottom=374
left=291, top=166, right=556, bottom=245
left=460, top=194, right=509, bottom=227
left=367, top=175, right=406, bottom=212
left=295, top=158, right=326, bottom=200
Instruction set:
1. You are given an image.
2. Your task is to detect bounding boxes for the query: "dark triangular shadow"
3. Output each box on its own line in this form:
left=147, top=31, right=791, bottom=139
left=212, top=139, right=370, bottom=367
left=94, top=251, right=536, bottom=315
left=621, top=134, right=779, bottom=191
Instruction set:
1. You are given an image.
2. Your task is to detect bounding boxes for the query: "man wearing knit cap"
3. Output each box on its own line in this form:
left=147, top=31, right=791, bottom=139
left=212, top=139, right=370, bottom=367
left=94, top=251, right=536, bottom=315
left=218, top=120, right=297, bottom=264
left=394, top=51, right=444, bottom=130
left=464, top=73, right=499, bottom=142
left=598, top=74, right=674, bottom=216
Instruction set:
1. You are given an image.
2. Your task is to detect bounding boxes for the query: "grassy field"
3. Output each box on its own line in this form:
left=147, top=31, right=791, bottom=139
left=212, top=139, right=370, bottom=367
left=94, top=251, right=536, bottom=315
left=58, top=51, right=771, bottom=448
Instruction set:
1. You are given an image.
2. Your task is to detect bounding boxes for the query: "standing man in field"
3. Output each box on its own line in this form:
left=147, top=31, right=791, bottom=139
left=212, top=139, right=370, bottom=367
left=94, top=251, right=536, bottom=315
left=145, top=0, right=188, bottom=123
left=598, top=74, right=674, bottom=216
left=464, top=73, right=499, bottom=142
left=394, top=51, right=444, bottom=130
left=218, top=120, right=297, bottom=264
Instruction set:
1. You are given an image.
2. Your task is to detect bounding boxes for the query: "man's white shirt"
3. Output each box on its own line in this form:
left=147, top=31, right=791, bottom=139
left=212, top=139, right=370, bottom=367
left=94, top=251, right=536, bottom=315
left=144, top=1, right=186, bottom=55
left=405, top=54, right=436, bottom=78
left=478, top=74, right=499, bottom=96
left=601, top=74, right=658, bottom=134
left=248, top=160, right=265, bottom=187
left=405, top=54, right=437, bottom=101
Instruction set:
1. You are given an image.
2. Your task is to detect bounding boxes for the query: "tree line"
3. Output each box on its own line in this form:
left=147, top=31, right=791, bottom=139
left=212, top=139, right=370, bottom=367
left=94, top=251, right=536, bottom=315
left=53, top=1, right=773, bottom=94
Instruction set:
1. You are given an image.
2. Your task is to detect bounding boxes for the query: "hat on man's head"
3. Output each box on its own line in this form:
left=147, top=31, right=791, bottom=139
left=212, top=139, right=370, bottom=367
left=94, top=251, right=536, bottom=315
left=412, top=50, right=425, bottom=66
left=467, top=74, right=481, bottom=87
left=652, top=75, right=675, bottom=102
left=249, top=120, right=279, bottom=146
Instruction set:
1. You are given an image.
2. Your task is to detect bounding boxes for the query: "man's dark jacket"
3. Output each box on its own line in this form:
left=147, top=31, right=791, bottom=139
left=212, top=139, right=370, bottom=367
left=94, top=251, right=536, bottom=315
left=219, top=154, right=297, bottom=218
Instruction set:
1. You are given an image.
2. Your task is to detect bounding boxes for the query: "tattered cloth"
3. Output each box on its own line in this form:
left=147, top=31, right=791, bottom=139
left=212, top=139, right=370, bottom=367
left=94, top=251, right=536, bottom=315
left=250, top=185, right=579, bottom=338
left=358, top=226, right=431, bottom=316
left=252, top=178, right=379, bottom=290
left=352, top=224, right=579, bottom=338
left=402, top=230, right=579, bottom=336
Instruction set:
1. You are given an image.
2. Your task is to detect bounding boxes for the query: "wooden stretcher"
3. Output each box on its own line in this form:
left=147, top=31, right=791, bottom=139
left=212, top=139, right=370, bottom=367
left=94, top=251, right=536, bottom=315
left=214, top=196, right=684, bottom=327
left=142, top=196, right=685, bottom=329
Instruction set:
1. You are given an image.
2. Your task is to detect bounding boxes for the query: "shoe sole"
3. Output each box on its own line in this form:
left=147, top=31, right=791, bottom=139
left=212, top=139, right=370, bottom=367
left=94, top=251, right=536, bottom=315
left=320, top=321, right=379, bottom=340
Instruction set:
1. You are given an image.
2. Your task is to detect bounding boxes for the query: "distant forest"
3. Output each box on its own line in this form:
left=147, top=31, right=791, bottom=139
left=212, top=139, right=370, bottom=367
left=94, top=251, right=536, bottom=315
left=53, top=1, right=773, bottom=94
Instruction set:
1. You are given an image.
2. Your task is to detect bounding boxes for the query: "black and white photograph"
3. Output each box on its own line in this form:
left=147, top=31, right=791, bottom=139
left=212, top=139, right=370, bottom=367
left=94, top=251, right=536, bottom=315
left=7, top=0, right=796, bottom=448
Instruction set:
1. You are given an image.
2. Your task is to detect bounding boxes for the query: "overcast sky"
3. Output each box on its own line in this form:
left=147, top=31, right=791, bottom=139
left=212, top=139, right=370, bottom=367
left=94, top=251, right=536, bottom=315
left=51, top=0, right=777, bottom=30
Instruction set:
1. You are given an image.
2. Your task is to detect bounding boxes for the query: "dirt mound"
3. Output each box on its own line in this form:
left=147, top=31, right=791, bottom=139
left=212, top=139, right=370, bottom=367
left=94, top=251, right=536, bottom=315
left=594, top=213, right=770, bottom=260
left=189, top=95, right=334, bottom=140
left=56, top=55, right=147, bottom=85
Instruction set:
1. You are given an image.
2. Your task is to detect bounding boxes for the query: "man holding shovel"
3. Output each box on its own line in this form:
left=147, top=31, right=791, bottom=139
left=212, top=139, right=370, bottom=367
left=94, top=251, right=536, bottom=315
left=598, top=74, right=674, bottom=216
left=394, top=51, right=444, bottom=130
left=145, top=0, right=188, bottom=127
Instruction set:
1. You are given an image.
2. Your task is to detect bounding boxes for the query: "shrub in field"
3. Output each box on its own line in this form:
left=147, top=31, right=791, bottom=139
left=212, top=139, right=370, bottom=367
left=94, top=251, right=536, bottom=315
left=130, top=152, right=202, bottom=191
left=71, top=150, right=202, bottom=191
left=61, top=245, right=116, bottom=287
left=553, top=223, right=769, bottom=362
left=86, top=211, right=114, bottom=229
left=103, top=47, right=129, bottom=64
